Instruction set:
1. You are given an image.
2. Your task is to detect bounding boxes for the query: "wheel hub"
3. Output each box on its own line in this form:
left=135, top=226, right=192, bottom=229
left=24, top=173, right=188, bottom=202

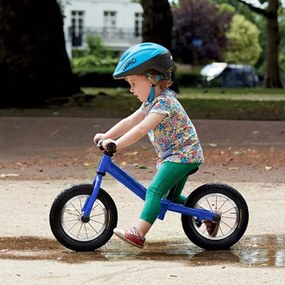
left=81, top=215, right=90, bottom=223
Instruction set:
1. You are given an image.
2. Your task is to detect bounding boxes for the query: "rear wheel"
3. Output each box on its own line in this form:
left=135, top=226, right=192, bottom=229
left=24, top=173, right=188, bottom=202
left=182, top=183, right=249, bottom=250
left=49, top=184, right=117, bottom=251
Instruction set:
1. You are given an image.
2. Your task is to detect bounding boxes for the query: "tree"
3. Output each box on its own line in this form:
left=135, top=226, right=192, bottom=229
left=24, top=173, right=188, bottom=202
left=140, top=0, right=178, bottom=90
left=236, top=0, right=283, bottom=88
left=279, top=8, right=285, bottom=74
left=140, top=0, right=173, bottom=50
left=225, top=14, right=262, bottom=65
left=172, top=0, right=233, bottom=64
left=0, top=0, right=80, bottom=107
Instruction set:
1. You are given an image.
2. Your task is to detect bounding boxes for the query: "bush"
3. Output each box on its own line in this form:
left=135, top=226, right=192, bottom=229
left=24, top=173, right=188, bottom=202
left=75, top=71, right=129, bottom=88
left=175, top=72, right=203, bottom=87
left=75, top=69, right=204, bottom=88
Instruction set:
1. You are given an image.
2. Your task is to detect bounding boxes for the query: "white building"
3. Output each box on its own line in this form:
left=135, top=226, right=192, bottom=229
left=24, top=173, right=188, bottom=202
left=62, top=0, right=143, bottom=57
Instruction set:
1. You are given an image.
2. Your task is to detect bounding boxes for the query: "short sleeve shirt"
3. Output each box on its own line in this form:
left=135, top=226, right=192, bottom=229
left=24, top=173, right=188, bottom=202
left=140, top=89, right=204, bottom=165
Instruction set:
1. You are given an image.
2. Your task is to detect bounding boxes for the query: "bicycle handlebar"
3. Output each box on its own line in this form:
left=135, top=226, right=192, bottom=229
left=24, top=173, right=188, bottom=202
left=106, top=142, right=117, bottom=153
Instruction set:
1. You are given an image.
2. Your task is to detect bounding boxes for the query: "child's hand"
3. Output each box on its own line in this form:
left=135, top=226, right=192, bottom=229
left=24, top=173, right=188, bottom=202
left=94, top=133, right=106, bottom=145
left=102, top=139, right=116, bottom=151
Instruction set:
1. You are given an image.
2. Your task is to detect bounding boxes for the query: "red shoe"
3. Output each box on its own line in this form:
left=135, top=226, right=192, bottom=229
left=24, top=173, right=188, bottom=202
left=204, top=220, right=220, bottom=237
left=113, top=227, right=145, bottom=248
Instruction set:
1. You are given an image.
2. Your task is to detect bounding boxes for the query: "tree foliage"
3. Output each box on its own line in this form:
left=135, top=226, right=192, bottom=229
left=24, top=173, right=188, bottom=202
left=236, top=0, right=283, bottom=88
left=0, top=0, right=80, bottom=107
left=71, top=35, right=118, bottom=73
left=225, top=14, right=262, bottom=65
left=172, top=0, right=233, bottom=64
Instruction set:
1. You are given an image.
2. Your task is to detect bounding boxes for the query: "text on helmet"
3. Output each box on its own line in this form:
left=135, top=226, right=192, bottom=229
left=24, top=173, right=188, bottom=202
left=123, top=58, right=137, bottom=71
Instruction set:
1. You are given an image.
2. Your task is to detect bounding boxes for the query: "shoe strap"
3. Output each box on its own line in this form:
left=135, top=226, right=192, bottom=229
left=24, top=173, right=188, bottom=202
left=129, top=227, right=139, bottom=237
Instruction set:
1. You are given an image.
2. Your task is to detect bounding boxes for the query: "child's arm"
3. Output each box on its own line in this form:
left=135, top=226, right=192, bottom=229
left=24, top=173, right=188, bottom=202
left=103, top=112, right=166, bottom=150
left=94, top=108, right=144, bottom=143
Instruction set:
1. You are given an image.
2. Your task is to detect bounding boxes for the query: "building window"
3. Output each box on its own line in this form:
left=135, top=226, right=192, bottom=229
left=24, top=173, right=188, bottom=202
left=103, top=11, right=117, bottom=37
left=134, top=12, right=142, bottom=37
left=71, top=11, right=84, bottom=47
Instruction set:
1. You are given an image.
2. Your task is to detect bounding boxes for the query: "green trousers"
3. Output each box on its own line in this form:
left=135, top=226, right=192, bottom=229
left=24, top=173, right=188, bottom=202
left=140, top=161, right=200, bottom=224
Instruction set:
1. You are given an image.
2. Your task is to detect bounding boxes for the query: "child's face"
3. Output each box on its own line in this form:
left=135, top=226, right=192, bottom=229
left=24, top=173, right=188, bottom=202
left=126, top=75, right=151, bottom=103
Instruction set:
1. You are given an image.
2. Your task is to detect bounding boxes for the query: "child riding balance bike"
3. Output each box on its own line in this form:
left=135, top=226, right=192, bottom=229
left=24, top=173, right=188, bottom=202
left=49, top=42, right=249, bottom=251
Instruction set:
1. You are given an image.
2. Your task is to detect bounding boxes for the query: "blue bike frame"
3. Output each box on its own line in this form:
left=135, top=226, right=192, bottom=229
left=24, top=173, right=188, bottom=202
left=82, top=152, right=219, bottom=222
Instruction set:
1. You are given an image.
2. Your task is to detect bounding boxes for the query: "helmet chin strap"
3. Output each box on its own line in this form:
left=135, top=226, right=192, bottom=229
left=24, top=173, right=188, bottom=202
left=148, top=85, right=155, bottom=102
left=146, top=74, right=164, bottom=103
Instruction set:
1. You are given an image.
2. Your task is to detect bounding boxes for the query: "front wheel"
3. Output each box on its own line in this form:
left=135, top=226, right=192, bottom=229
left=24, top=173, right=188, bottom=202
left=182, top=183, right=249, bottom=250
left=49, top=184, right=118, bottom=251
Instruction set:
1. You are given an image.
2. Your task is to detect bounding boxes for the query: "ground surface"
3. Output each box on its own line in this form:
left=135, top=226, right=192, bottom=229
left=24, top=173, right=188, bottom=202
left=1, top=117, right=284, bottom=183
left=0, top=117, right=285, bottom=284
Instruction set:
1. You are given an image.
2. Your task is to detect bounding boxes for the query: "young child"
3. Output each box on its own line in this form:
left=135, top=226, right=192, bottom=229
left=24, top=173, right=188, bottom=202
left=94, top=42, right=217, bottom=249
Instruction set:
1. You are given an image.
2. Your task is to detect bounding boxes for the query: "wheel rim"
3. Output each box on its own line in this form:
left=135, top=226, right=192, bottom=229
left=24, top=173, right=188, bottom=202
left=193, top=193, right=239, bottom=240
left=61, top=195, right=107, bottom=242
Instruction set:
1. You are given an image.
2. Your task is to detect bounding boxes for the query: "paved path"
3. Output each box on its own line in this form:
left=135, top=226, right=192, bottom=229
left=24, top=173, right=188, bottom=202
left=0, top=179, right=285, bottom=285
left=1, top=117, right=285, bottom=183
left=1, top=117, right=284, bottom=159
left=1, top=117, right=285, bottom=284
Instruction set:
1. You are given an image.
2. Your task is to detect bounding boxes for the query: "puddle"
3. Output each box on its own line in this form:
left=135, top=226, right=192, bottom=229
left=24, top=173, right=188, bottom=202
left=0, top=234, right=284, bottom=267
left=235, top=235, right=285, bottom=267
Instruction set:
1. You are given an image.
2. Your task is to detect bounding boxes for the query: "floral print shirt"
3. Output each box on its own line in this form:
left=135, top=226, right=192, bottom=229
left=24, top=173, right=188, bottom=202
left=140, top=89, right=204, bottom=165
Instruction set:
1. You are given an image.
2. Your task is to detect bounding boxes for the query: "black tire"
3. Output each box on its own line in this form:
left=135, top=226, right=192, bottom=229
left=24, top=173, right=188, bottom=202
left=182, top=183, right=249, bottom=250
left=49, top=184, right=117, bottom=251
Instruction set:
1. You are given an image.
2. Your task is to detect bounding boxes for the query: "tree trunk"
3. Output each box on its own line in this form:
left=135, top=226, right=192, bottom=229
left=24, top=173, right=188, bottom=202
left=264, top=2, right=282, bottom=87
left=140, top=0, right=173, bottom=50
left=238, top=0, right=283, bottom=88
left=0, top=0, right=80, bottom=107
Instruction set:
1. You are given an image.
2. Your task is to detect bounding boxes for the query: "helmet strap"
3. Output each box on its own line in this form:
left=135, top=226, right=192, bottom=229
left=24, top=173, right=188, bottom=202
left=148, top=85, right=155, bottom=102
left=155, top=75, right=164, bottom=82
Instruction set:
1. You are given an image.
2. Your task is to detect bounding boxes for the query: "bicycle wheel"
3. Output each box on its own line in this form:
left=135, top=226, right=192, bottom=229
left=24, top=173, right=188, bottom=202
left=49, top=184, right=117, bottom=251
left=182, top=183, right=249, bottom=250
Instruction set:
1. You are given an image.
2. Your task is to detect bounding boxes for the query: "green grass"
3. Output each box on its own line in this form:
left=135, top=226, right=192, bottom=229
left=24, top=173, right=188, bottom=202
left=79, top=87, right=285, bottom=120
left=83, top=87, right=285, bottom=99
left=1, top=87, right=284, bottom=120
left=179, top=87, right=285, bottom=100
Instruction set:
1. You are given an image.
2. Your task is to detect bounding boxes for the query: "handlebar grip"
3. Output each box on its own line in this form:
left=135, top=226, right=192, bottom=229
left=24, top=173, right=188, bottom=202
left=96, top=140, right=117, bottom=153
left=106, top=142, right=117, bottom=153
left=97, top=140, right=104, bottom=150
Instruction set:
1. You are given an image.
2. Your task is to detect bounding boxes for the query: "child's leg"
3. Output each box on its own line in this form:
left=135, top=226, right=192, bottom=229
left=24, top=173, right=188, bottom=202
left=168, top=175, right=189, bottom=204
left=169, top=163, right=200, bottom=203
left=113, top=162, right=200, bottom=246
left=140, top=162, right=199, bottom=226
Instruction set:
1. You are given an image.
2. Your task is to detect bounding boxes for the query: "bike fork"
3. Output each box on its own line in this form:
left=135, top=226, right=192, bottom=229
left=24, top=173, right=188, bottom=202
left=81, top=173, right=104, bottom=217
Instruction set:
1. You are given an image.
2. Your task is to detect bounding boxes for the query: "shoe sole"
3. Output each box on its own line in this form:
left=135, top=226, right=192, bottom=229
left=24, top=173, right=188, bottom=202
left=113, top=229, right=144, bottom=249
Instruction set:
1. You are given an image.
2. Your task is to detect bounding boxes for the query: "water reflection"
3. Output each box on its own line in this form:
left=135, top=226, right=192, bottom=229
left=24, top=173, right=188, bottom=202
left=234, top=234, right=285, bottom=267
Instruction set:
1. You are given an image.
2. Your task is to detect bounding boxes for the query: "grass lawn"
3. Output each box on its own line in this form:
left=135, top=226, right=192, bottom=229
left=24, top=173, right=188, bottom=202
left=80, top=87, right=285, bottom=120
left=83, top=87, right=285, bottom=98
left=1, top=87, right=284, bottom=120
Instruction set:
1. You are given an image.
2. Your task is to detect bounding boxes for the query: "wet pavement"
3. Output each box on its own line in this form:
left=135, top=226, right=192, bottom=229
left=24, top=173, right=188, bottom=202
left=0, top=179, right=285, bottom=284
left=1, top=234, right=284, bottom=268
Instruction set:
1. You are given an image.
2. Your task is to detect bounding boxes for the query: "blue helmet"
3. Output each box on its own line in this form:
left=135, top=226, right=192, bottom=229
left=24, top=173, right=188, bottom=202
left=113, top=42, right=174, bottom=79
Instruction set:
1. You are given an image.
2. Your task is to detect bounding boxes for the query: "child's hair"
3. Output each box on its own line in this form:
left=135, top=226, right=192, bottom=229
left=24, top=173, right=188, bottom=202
left=146, top=70, right=173, bottom=90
